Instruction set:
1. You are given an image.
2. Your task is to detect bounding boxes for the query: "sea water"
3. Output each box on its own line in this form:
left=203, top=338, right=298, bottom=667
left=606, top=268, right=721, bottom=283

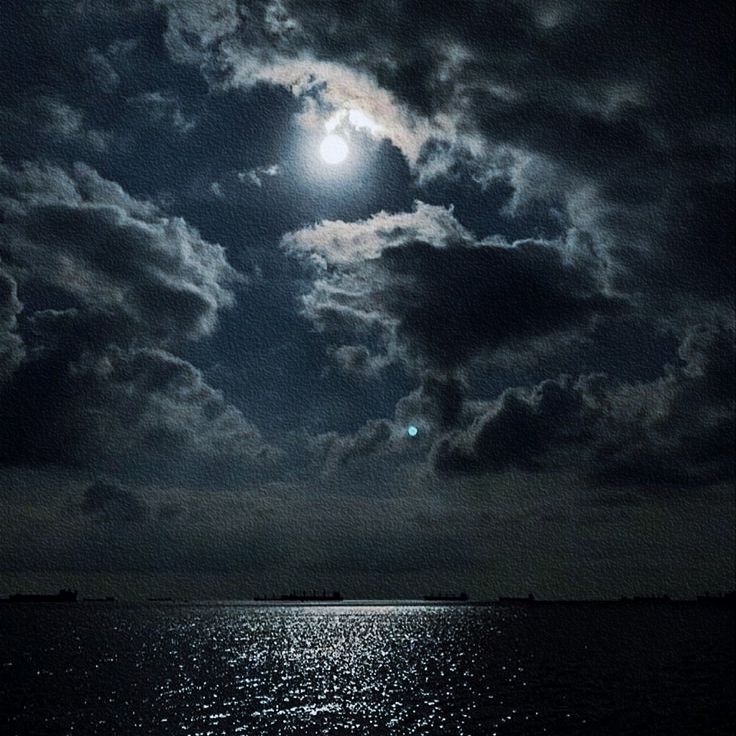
left=1, top=603, right=733, bottom=735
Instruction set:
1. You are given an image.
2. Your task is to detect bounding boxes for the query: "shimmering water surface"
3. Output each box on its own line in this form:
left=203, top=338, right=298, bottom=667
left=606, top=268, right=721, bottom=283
left=1, top=603, right=733, bottom=735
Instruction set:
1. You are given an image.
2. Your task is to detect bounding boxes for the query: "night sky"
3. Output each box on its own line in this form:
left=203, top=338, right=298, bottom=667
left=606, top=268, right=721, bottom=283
left=0, top=1, right=733, bottom=600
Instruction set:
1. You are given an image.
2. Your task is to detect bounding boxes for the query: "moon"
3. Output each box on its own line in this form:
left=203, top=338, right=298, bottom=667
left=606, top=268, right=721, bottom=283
left=407, top=425, right=418, bottom=437
left=320, top=133, right=349, bottom=165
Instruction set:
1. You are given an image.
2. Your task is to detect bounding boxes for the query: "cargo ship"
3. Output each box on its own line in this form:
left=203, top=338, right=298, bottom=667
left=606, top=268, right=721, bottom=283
left=254, top=590, right=343, bottom=602
left=423, top=592, right=469, bottom=602
left=619, top=594, right=671, bottom=603
left=1, top=589, right=78, bottom=603
left=498, top=593, right=536, bottom=604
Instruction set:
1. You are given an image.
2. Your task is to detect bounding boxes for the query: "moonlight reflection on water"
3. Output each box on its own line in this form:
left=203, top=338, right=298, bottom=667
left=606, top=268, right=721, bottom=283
left=1, top=604, right=733, bottom=735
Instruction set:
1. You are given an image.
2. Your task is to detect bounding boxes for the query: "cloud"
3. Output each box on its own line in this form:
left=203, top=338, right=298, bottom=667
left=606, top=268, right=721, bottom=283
left=434, top=374, right=605, bottom=475
left=81, top=480, right=149, bottom=524
left=238, top=164, right=280, bottom=187
left=24, top=0, right=720, bottom=496
left=312, top=375, right=481, bottom=475
left=1, top=97, right=112, bottom=153
left=126, top=91, right=196, bottom=133
left=395, top=375, right=466, bottom=431
left=433, top=322, right=735, bottom=487
left=0, top=331, right=278, bottom=481
left=84, top=48, right=121, bottom=93
left=284, top=201, right=471, bottom=265
left=158, top=0, right=735, bottom=309
left=285, top=202, right=622, bottom=373
left=0, top=0, right=731, bottom=595
left=0, top=162, right=276, bottom=482
left=0, top=266, right=24, bottom=385
left=158, top=0, right=444, bottom=162
left=328, top=344, right=392, bottom=377
left=313, top=418, right=394, bottom=475
left=157, top=1, right=733, bottom=179
left=311, top=321, right=734, bottom=490
left=0, top=160, right=238, bottom=344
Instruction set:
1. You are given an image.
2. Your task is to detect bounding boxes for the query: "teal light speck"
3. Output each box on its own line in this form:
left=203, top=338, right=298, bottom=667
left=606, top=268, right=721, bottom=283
left=407, top=425, right=418, bottom=437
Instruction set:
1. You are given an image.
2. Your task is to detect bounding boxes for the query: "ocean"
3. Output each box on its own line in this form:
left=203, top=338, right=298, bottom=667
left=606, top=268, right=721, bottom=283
left=1, top=603, right=733, bottom=735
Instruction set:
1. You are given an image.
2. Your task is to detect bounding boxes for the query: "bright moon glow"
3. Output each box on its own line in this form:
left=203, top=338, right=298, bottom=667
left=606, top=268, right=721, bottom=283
left=325, top=108, right=381, bottom=136
left=348, top=108, right=382, bottom=134
left=407, top=425, right=418, bottom=437
left=320, top=134, right=349, bottom=165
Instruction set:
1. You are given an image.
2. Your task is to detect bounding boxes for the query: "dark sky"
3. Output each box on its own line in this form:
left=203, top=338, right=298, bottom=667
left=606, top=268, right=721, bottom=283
left=0, top=0, right=733, bottom=599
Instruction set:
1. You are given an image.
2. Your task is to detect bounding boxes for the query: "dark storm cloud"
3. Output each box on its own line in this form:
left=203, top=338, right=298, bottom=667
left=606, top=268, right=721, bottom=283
left=313, top=418, right=394, bottom=474
left=285, top=202, right=623, bottom=373
left=0, top=342, right=274, bottom=475
left=0, top=160, right=238, bottom=344
left=312, top=320, right=734, bottom=490
left=395, top=375, right=466, bottom=431
left=0, top=265, right=24, bottom=384
left=314, top=374, right=468, bottom=473
left=0, top=161, right=277, bottom=480
left=435, top=375, right=594, bottom=474
left=328, top=343, right=392, bottom=378
left=434, top=323, right=735, bottom=487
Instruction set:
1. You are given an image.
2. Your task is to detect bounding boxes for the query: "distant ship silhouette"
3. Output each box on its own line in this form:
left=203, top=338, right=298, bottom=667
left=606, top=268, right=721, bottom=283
left=423, top=592, right=469, bottom=602
left=255, top=590, right=343, bottom=602
left=498, top=593, right=536, bottom=604
left=1, top=589, right=78, bottom=603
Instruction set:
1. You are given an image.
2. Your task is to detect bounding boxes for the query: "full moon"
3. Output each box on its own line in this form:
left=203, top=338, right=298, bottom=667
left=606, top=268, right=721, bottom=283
left=320, top=133, right=349, bottom=165
left=407, top=425, right=418, bottom=437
